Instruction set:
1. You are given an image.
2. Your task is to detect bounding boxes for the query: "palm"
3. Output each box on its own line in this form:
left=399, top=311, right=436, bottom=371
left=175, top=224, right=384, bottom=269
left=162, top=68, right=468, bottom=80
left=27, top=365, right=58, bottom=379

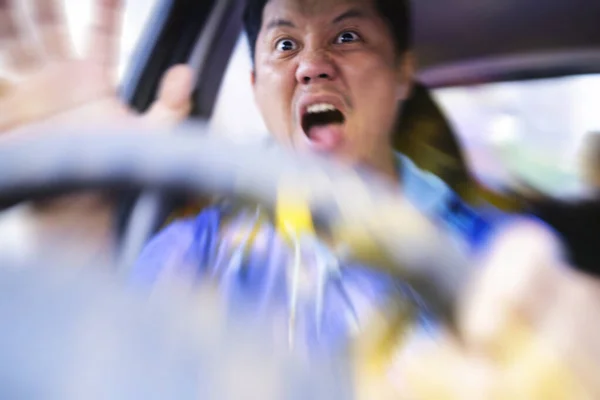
left=0, top=0, right=192, bottom=136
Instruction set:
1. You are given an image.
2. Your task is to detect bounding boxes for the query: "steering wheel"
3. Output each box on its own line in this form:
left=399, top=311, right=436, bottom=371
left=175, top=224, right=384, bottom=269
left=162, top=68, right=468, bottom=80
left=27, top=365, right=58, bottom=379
left=0, top=123, right=474, bottom=398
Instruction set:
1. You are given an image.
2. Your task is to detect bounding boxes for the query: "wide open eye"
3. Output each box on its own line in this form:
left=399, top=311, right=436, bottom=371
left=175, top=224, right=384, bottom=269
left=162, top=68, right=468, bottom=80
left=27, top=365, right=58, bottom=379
left=335, top=31, right=361, bottom=44
left=276, top=38, right=298, bottom=52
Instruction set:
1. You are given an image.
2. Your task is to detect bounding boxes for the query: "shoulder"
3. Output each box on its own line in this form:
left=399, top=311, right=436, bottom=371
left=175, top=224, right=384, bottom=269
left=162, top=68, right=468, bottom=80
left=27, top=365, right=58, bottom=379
left=397, top=154, right=452, bottom=213
left=396, top=153, right=499, bottom=249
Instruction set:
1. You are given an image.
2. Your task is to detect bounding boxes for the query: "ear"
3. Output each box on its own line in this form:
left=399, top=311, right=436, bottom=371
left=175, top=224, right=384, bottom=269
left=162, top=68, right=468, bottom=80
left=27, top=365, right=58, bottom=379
left=396, top=51, right=415, bottom=101
left=250, top=69, right=257, bottom=87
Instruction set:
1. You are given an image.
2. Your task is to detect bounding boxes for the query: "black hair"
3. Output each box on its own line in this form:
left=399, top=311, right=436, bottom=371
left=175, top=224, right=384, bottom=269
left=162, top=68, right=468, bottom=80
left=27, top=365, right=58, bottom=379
left=242, top=0, right=412, bottom=66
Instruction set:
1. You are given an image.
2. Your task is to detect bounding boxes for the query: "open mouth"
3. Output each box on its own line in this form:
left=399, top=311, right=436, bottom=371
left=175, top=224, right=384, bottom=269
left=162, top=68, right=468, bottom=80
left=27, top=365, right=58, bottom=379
left=301, top=103, right=346, bottom=138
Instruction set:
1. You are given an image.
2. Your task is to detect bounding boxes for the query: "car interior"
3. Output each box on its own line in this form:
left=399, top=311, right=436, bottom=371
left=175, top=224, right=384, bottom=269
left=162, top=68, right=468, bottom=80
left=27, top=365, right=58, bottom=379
left=114, top=0, right=600, bottom=261
left=0, top=0, right=599, bottom=396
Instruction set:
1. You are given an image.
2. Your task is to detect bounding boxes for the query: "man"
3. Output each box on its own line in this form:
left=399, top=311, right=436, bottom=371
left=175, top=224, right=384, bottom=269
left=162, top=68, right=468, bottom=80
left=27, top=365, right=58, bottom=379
left=1, top=0, right=600, bottom=398
left=134, top=0, right=490, bottom=351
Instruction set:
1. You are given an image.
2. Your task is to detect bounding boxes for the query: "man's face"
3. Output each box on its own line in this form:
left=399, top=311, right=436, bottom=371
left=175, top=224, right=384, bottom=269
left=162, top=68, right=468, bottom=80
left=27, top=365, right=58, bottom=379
left=251, top=0, right=413, bottom=175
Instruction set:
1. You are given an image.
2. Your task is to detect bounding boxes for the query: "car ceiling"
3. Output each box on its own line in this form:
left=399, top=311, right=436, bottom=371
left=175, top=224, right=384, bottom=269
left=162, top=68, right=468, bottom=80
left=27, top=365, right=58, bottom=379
left=121, top=0, right=600, bottom=106
left=414, top=0, right=600, bottom=86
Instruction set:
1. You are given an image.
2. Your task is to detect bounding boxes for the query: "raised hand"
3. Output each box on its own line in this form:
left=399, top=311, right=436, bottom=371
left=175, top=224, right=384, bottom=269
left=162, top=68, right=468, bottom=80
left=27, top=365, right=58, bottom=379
left=0, top=0, right=194, bottom=136
left=0, top=0, right=195, bottom=261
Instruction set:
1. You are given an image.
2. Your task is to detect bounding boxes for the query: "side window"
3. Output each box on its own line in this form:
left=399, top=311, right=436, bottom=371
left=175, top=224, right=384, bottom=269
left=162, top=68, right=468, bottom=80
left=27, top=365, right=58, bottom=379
left=210, top=34, right=268, bottom=142
left=433, top=75, right=600, bottom=197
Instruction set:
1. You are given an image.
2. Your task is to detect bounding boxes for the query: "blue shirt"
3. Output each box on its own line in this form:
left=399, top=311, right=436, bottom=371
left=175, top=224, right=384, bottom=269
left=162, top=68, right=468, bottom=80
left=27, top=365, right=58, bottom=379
left=133, top=153, right=495, bottom=354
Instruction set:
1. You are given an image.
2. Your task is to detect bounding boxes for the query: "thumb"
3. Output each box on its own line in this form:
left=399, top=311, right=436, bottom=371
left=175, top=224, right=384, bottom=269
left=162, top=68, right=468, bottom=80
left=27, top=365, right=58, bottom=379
left=143, top=64, right=194, bottom=127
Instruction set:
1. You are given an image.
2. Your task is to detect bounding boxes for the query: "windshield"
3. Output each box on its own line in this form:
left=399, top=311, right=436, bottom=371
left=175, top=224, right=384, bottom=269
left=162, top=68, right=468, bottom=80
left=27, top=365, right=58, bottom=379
left=210, top=35, right=267, bottom=142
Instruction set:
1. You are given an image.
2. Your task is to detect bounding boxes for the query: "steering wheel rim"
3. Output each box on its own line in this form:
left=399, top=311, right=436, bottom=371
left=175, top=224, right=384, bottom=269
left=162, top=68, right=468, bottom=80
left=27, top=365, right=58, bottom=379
left=0, top=123, right=473, bottom=322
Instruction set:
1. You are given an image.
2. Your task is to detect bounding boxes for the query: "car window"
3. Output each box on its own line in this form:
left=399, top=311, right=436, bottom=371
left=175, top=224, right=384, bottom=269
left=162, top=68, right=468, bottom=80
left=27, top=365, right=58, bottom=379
left=210, top=34, right=268, bottom=143
left=434, top=75, right=600, bottom=197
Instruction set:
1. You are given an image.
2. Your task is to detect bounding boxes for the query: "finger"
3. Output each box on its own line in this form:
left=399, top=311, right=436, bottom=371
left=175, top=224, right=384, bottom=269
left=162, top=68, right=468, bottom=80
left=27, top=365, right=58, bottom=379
left=0, top=0, right=17, bottom=39
left=142, top=64, right=194, bottom=127
left=0, top=0, right=44, bottom=73
left=458, top=220, right=566, bottom=356
left=27, top=0, right=73, bottom=60
left=85, top=0, right=123, bottom=72
left=0, top=62, right=117, bottom=132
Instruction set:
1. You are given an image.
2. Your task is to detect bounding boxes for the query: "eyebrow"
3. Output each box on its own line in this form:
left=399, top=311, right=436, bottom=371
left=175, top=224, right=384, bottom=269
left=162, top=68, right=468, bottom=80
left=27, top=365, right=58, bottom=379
left=332, top=8, right=367, bottom=24
left=266, top=18, right=296, bottom=31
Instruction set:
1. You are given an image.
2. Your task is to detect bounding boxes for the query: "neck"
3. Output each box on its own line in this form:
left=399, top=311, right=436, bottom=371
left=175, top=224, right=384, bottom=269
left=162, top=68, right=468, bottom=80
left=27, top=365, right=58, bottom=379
left=366, top=148, right=400, bottom=186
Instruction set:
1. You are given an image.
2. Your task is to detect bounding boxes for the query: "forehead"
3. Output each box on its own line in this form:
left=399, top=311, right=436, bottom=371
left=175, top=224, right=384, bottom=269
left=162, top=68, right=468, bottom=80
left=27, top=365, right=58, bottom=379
left=262, top=0, right=378, bottom=21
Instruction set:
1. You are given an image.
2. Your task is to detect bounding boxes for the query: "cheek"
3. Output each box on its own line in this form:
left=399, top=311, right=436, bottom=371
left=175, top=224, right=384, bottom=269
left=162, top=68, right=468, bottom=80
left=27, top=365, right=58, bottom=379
left=346, top=58, right=400, bottom=139
left=254, top=61, right=296, bottom=136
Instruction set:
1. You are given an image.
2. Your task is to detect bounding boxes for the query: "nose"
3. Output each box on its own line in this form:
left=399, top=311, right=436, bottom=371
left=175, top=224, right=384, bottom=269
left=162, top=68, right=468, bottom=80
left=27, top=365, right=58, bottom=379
left=295, top=50, right=337, bottom=85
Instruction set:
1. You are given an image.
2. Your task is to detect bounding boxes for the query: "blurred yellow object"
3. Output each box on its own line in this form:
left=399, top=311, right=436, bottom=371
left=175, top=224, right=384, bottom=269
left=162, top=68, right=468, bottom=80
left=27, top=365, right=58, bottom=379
left=166, top=183, right=318, bottom=248
left=275, top=184, right=317, bottom=244
left=352, top=301, right=417, bottom=400
left=377, top=317, right=586, bottom=400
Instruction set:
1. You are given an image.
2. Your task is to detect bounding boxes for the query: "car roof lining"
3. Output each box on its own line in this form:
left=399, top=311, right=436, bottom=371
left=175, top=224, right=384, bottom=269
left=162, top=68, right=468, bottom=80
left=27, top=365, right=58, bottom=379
left=414, top=0, right=600, bottom=87
left=418, top=49, right=600, bottom=88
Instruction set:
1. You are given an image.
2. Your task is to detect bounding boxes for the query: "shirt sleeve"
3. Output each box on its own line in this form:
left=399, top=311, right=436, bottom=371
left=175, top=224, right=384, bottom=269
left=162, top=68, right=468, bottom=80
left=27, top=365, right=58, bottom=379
left=130, top=207, right=223, bottom=285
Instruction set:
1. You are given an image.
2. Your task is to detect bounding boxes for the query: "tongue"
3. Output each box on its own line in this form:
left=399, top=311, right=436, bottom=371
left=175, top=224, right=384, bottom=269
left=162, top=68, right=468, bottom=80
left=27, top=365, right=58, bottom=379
left=306, top=124, right=343, bottom=151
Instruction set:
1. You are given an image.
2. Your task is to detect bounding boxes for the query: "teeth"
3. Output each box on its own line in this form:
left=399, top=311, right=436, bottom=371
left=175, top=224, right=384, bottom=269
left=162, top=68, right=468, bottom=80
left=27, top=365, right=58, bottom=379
left=306, top=103, right=337, bottom=114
